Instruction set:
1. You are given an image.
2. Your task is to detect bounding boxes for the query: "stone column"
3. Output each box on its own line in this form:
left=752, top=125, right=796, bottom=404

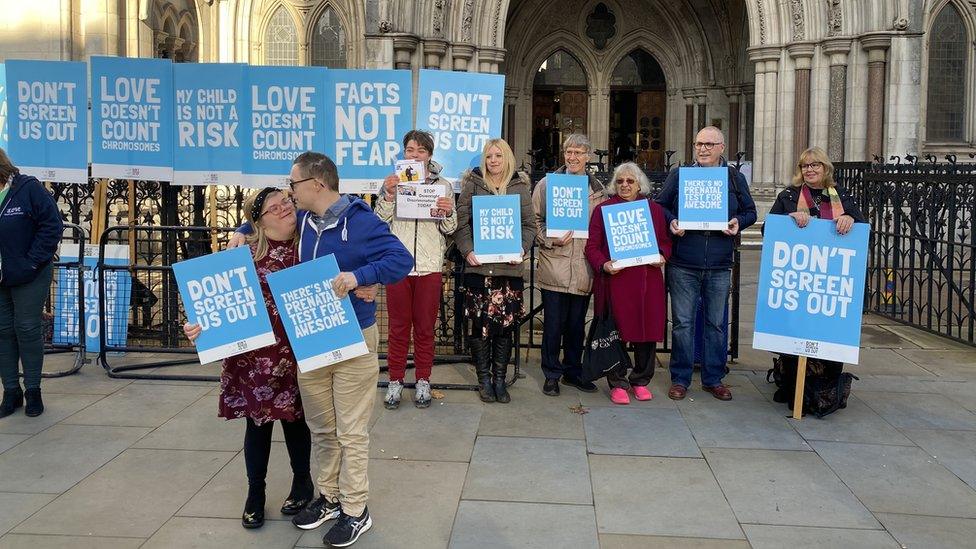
left=822, top=38, right=853, bottom=161
left=392, top=34, right=419, bottom=70
left=422, top=39, right=448, bottom=69
left=788, top=43, right=815, bottom=161
left=725, top=86, right=742, bottom=156
left=861, top=33, right=892, bottom=162
left=683, top=92, right=695, bottom=164
left=451, top=43, right=475, bottom=71
left=478, top=47, right=506, bottom=74
left=747, top=46, right=781, bottom=191
left=695, top=89, right=707, bottom=130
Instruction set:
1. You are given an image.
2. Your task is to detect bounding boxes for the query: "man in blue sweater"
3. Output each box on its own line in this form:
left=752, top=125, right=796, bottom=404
left=239, top=152, right=412, bottom=547
left=655, top=127, right=757, bottom=402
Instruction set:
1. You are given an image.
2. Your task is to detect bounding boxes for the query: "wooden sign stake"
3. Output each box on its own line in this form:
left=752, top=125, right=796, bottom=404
left=209, top=185, right=219, bottom=252
left=792, top=355, right=808, bottom=420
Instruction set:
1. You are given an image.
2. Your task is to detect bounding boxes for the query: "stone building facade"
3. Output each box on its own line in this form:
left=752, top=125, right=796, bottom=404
left=1, top=0, right=974, bottom=192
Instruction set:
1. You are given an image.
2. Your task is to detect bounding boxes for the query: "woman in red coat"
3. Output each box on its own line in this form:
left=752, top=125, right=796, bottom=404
left=585, top=162, right=672, bottom=404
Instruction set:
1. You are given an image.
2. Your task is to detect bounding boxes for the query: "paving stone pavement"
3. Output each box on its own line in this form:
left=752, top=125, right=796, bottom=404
left=2, top=263, right=976, bottom=547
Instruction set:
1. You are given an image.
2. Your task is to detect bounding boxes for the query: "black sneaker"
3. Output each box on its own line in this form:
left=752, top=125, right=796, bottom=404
left=542, top=378, right=560, bottom=396
left=323, top=507, right=372, bottom=547
left=292, top=495, right=341, bottom=530
left=561, top=374, right=598, bottom=393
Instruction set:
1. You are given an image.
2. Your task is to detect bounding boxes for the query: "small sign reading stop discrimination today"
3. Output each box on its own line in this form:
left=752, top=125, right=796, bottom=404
left=173, top=247, right=276, bottom=364
left=267, top=254, right=368, bottom=373
left=601, top=200, right=662, bottom=268
left=678, top=167, right=729, bottom=230
left=473, top=194, right=523, bottom=263
left=753, top=215, right=869, bottom=364
left=545, top=173, right=589, bottom=238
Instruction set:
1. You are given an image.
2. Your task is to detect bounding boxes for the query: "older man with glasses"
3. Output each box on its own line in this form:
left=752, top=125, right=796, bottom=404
left=655, top=126, right=756, bottom=401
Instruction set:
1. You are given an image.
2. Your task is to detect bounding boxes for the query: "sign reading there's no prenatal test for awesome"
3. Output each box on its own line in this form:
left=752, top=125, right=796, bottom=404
left=173, top=247, right=276, bottom=364
left=753, top=215, right=869, bottom=364
left=601, top=200, right=662, bottom=268
left=678, top=167, right=729, bottom=230
left=473, top=194, right=523, bottom=263
left=266, top=254, right=368, bottom=373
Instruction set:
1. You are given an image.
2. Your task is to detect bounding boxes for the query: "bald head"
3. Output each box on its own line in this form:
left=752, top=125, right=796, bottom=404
left=694, top=126, right=726, bottom=167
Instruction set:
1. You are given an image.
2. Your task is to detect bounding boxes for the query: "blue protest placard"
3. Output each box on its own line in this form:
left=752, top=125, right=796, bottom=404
left=601, top=200, right=662, bottom=268
left=473, top=194, right=522, bottom=263
left=173, top=63, right=245, bottom=186
left=91, top=56, right=174, bottom=181
left=243, top=66, right=328, bottom=188
left=0, top=64, right=9, bottom=150
left=266, top=254, right=368, bottom=373
left=753, top=215, right=869, bottom=364
left=545, top=173, right=589, bottom=238
left=173, top=246, right=275, bottom=364
left=678, top=166, right=729, bottom=230
left=416, top=70, right=504, bottom=189
left=325, top=70, right=412, bottom=194
left=5, top=60, right=88, bottom=184
left=53, top=244, right=131, bottom=353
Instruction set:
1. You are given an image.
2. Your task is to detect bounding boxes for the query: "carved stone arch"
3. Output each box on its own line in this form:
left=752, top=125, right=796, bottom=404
left=515, top=30, right=601, bottom=94
left=742, top=0, right=785, bottom=46
left=419, top=0, right=450, bottom=39
left=471, top=0, right=506, bottom=47
left=254, top=0, right=302, bottom=64
left=304, top=0, right=364, bottom=67
left=596, top=31, right=689, bottom=92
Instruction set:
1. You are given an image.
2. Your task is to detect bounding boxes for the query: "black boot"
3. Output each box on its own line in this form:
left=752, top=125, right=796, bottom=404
left=24, top=388, right=43, bottom=417
left=242, top=482, right=266, bottom=529
left=492, top=334, right=513, bottom=404
left=0, top=387, right=24, bottom=419
left=280, top=474, right=315, bottom=515
left=470, top=338, right=494, bottom=402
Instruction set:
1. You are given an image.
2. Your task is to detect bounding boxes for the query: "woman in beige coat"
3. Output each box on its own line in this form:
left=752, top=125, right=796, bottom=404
left=532, top=134, right=608, bottom=396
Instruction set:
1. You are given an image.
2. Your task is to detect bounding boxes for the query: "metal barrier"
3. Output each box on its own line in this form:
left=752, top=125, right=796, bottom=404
left=42, top=222, right=88, bottom=378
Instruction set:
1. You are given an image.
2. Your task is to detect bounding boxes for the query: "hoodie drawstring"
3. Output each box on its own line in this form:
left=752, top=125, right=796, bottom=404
left=342, top=217, right=348, bottom=242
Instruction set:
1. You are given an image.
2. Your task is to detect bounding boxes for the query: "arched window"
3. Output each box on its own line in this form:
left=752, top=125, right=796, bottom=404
left=926, top=3, right=968, bottom=142
left=311, top=6, right=347, bottom=68
left=534, top=50, right=587, bottom=88
left=265, top=6, right=298, bottom=66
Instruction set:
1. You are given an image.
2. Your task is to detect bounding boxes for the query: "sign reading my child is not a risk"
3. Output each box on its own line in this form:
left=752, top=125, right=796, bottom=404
left=601, top=200, right=662, bottom=268
left=5, top=60, right=89, bottom=184
left=752, top=215, right=869, bottom=364
left=91, top=56, right=174, bottom=181
left=267, top=254, right=368, bottom=373
left=545, top=173, right=589, bottom=238
left=678, top=167, right=729, bottom=230
left=473, top=194, right=522, bottom=263
left=326, top=70, right=413, bottom=195
left=173, top=246, right=276, bottom=364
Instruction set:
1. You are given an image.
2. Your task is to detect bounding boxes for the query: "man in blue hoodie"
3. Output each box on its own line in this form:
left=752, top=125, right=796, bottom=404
left=655, top=126, right=757, bottom=402
left=239, top=152, right=412, bottom=547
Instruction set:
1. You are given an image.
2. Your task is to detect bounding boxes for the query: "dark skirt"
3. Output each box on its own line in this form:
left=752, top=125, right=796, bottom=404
left=462, top=274, right=524, bottom=338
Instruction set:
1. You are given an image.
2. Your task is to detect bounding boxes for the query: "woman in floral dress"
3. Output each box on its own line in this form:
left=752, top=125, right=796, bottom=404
left=185, top=187, right=312, bottom=529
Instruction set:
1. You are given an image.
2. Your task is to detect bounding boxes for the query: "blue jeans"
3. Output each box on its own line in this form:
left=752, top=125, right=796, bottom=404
left=540, top=289, right=590, bottom=380
left=0, top=263, right=53, bottom=391
left=667, top=264, right=730, bottom=388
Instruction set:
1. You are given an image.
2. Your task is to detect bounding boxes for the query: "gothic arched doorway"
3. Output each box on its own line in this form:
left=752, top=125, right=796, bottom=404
left=531, top=49, right=588, bottom=170
left=608, top=49, right=667, bottom=170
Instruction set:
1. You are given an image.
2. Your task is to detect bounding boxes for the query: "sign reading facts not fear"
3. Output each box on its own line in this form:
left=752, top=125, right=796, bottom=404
left=753, top=215, right=869, bottom=364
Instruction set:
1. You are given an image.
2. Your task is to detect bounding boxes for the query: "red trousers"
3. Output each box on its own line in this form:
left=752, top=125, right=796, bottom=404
left=386, top=273, right=441, bottom=381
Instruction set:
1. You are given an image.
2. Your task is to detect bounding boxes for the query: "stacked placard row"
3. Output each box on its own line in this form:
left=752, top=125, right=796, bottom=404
left=0, top=58, right=504, bottom=190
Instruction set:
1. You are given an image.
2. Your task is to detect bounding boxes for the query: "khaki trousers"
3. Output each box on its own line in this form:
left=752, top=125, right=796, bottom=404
left=298, top=324, right=378, bottom=516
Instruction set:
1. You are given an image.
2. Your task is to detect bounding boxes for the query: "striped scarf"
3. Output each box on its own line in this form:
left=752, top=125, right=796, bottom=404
left=797, top=185, right=844, bottom=220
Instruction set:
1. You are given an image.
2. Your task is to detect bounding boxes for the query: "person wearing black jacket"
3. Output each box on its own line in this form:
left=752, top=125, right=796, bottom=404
left=0, top=148, right=64, bottom=418
left=655, top=126, right=757, bottom=401
left=764, top=146, right=866, bottom=406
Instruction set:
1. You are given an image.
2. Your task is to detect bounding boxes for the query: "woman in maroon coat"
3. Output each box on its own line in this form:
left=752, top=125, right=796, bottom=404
left=585, top=162, right=672, bottom=405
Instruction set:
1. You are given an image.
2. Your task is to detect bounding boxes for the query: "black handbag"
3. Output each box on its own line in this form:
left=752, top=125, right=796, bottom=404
left=581, top=281, right=632, bottom=383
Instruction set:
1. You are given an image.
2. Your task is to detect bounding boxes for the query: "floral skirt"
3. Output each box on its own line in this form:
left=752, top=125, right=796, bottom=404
left=462, top=274, right=524, bottom=338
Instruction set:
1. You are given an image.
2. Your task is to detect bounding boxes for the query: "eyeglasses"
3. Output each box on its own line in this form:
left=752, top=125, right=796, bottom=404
left=564, top=149, right=588, bottom=157
left=799, top=162, right=824, bottom=171
left=615, top=178, right=638, bottom=185
left=287, top=176, right=315, bottom=190
left=693, top=142, right=723, bottom=150
left=259, top=198, right=295, bottom=218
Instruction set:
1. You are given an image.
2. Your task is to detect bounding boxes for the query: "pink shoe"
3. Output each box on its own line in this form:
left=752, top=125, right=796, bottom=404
left=610, top=388, right=630, bottom=405
left=633, top=386, right=653, bottom=401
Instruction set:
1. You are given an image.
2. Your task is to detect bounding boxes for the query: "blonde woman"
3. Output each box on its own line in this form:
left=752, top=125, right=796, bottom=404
left=455, top=139, right=536, bottom=403
left=767, top=146, right=864, bottom=234
left=184, top=188, right=312, bottom=529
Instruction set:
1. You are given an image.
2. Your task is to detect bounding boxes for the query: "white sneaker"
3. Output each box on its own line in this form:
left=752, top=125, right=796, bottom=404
left=414, top=379, right=432, bottom=408
left=384, top=380, right=403, bottom=410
